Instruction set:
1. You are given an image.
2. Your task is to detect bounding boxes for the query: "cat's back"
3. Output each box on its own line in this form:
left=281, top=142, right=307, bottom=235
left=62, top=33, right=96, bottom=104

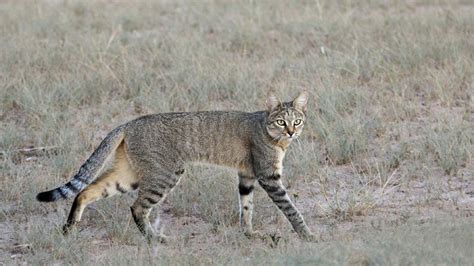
left=126, top=110, right=258, bottom=132
left=121, top=110, right=264, bottom=170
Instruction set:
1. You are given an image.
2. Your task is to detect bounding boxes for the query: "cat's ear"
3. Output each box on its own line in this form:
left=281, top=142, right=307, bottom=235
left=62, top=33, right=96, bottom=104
left=266, top=91, right=281, bottom=112
left=293, top=90, right=308, bottom=112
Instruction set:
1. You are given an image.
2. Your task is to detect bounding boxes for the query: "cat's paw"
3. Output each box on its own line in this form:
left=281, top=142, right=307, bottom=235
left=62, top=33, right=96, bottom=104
left=62, top=221, right=78, bottom=236
left=156, top=233, right=169, bottom=245
left=146, top=233, right=169, bottom=245
left=301, top=233, right=319, bottom=243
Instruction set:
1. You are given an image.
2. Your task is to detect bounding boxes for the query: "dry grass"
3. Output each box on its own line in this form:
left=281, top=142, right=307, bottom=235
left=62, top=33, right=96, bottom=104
left=0, top=0, right=473, bottom=264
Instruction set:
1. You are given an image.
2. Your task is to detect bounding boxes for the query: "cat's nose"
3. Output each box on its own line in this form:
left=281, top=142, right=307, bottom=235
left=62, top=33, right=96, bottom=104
left=288, top=131, right=294, bottom=137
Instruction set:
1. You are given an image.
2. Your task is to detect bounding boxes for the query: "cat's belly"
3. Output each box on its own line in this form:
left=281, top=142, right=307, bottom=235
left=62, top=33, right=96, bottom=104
left=190, top=153, right=254, bottom=176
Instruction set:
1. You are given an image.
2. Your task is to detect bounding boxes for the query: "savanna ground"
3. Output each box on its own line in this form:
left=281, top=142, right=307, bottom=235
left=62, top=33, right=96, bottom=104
left=0, top=0, right=473, bottom=264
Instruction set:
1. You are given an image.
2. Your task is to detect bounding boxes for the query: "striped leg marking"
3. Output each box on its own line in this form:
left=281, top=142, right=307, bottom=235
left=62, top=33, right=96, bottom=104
left=131, top=171, right=183, bottom=244
left=238, top=174, right=256, bottom=235
left=63, top=147, right=138, bottom=235
left=258, top=175, right=315, bottom=241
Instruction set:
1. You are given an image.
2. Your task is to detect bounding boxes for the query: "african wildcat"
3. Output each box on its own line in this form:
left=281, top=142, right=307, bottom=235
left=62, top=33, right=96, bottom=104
left=37, top=91, right=316, bottom=242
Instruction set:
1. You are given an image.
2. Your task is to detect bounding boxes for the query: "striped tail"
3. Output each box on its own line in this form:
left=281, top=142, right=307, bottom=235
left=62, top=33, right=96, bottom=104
left=36, top=125, right=125, bottom=202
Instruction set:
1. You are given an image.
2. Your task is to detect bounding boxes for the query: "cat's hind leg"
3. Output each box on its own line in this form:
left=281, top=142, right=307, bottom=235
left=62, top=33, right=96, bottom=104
left=63, top=143, right=138, bottom=234
left=131, top=169, right=184, bottom=244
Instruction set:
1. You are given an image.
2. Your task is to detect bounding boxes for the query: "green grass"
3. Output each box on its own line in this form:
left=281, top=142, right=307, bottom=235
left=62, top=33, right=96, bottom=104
left=0, top=0, right=472, bottom=264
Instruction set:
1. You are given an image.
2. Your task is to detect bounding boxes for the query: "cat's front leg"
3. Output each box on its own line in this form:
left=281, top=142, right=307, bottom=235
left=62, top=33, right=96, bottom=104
left=238, top=173, right=257, bottom=236
left=258, top=174, right=316, bottom=242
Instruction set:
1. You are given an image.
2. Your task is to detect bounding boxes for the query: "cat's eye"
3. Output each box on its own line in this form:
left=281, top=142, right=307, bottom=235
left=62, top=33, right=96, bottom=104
left=276, top=120, right=286, bottom=126
left=294, top=119, right=303, bottom=126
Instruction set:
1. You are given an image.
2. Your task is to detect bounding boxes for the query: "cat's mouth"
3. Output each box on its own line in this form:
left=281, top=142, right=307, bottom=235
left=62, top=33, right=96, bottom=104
left=284, top=134, right=298, bottom=140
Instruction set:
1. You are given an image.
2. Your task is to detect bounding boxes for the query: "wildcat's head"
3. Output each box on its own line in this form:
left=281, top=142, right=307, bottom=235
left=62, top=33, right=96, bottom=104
left=265, top=91, right=308, bottom=142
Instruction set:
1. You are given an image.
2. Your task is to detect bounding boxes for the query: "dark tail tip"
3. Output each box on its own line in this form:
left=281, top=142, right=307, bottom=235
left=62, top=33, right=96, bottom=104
left=36, top=190, right=58, bottom=202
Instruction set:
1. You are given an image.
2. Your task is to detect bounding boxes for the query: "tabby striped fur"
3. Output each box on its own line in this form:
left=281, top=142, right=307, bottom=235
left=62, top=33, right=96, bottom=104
left=37, top=91, right=316, bottom=242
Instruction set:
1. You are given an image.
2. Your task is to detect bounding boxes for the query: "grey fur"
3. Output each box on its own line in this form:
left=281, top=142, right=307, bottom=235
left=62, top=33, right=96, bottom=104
left=38, top=91, right=316, bottom=242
